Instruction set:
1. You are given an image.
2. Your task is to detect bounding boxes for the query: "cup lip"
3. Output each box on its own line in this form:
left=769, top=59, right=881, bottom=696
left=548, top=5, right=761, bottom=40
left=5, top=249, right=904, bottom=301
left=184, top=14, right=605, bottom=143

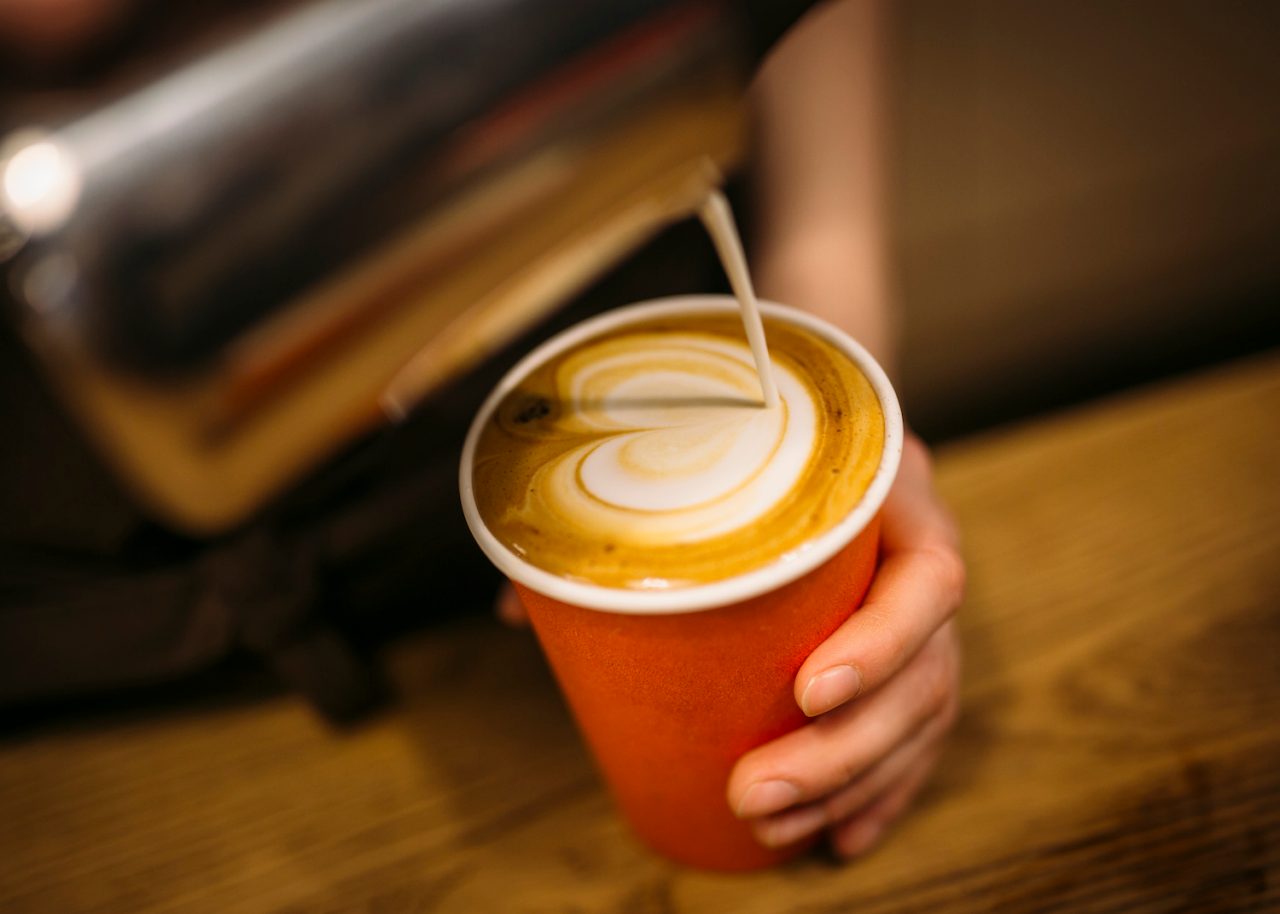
left=459, top=295, right=903, bottom=614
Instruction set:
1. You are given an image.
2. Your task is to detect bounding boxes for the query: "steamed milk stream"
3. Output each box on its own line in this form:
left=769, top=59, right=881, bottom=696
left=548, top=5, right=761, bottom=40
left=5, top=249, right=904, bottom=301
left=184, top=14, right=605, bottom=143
left=698, top=190, right=779, bottom=409
left=471, top=195, right=884, bottom=589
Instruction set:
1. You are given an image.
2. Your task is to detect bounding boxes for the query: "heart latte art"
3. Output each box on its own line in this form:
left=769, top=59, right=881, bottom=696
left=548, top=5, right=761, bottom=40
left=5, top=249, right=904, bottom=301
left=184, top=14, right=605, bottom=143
left=471, top=313, right=884, bottom=589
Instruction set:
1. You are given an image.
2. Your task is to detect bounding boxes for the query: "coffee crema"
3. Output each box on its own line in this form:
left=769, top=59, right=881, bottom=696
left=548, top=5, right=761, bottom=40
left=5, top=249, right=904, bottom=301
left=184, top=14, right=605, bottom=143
left=471, top=313, right=884, bottom=589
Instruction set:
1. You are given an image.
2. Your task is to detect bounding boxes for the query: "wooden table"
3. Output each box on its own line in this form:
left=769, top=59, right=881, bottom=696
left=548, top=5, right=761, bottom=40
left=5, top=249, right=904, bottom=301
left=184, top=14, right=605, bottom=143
left=3, top=351, right=1278, bottom=913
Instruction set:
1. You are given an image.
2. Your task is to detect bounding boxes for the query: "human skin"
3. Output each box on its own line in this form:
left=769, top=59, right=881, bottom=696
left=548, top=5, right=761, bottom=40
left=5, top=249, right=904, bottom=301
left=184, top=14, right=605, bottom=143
left=7, top=0, right=963, bottom=865
left=733, top=0, right=964, bottom=858
left=501, top=0, right=965, bottom=862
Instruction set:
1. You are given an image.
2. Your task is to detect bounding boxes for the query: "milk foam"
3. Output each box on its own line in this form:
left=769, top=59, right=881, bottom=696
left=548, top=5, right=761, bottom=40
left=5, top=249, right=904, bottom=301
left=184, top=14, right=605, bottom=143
left=472, top=313, right=885, bottom=589
left=537, top=333, right=815, bottom=544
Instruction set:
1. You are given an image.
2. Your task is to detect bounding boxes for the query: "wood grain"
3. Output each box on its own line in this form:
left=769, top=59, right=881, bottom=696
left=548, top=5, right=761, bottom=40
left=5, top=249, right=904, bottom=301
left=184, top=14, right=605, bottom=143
left=2, top=351, right=1278, bottom=913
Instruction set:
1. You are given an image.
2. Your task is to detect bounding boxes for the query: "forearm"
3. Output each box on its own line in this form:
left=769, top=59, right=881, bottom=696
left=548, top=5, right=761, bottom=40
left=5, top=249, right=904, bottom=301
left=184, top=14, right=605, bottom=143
left=749, top=0, right=897, bottom=374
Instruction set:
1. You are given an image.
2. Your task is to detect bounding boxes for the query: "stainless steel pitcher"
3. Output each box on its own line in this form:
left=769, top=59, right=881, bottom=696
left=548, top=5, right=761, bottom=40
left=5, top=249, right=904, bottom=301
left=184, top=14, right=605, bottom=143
left=0, top=0, right=811, bottom=532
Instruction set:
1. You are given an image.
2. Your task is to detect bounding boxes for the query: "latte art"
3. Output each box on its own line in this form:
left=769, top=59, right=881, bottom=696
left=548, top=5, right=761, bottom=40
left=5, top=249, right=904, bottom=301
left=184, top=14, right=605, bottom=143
left=532, top=332, right=814, bottom=545
left=472, top=314, right=884, bottom=589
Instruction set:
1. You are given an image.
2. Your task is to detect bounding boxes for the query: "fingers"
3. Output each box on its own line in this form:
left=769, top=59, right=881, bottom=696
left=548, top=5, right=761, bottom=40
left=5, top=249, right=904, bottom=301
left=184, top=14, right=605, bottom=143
left=796, top=542, right=963, bottom=716
left=830, top=747, right=940, bottom=859
left=495, top=584, right=530, bottom=627
left=730, top=622, right=959, bottom=818
left=750, top=695, right=952, bottom=848
left=795, top=438, right=964, bottom=717
left=724, top=435, right=962, bottom=857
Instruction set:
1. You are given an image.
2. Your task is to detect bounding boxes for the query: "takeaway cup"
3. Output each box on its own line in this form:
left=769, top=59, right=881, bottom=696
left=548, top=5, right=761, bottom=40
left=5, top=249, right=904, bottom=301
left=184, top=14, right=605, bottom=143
left=460, top=296, right=903, bottom=870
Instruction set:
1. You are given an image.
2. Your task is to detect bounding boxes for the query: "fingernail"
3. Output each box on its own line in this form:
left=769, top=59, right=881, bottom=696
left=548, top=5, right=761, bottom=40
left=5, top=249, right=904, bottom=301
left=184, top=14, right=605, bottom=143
left=736, top=779, right=801, bottom=818
left=754, top=804, right=828, bottom=848
left=800, top=665, right=862, bottom=716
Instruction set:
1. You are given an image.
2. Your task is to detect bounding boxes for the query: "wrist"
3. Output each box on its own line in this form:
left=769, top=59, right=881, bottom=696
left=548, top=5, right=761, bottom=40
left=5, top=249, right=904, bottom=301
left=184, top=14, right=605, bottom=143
left=755, top=238, right=899, bottom=377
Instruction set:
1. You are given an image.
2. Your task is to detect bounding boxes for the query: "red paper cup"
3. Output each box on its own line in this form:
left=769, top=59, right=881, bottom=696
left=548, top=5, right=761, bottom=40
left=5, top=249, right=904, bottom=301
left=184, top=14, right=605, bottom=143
left=460, top=296, right=903, bottom=870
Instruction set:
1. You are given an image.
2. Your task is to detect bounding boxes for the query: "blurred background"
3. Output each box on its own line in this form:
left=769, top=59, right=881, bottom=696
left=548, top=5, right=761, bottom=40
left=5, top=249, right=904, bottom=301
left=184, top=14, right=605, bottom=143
left=1, top=0, right=1278, bottom=719
left=888, top=0, right=1280, bottom=440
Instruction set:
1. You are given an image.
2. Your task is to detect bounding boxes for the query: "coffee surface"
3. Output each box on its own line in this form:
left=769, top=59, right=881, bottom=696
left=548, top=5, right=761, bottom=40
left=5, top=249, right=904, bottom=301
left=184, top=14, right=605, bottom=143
left=471, top=313, right=884, bottom=589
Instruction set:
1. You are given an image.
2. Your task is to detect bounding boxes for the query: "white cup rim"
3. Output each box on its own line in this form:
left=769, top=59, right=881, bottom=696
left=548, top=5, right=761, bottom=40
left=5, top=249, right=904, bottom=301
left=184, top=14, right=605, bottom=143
left=458, top=295, right=904, bottom=614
